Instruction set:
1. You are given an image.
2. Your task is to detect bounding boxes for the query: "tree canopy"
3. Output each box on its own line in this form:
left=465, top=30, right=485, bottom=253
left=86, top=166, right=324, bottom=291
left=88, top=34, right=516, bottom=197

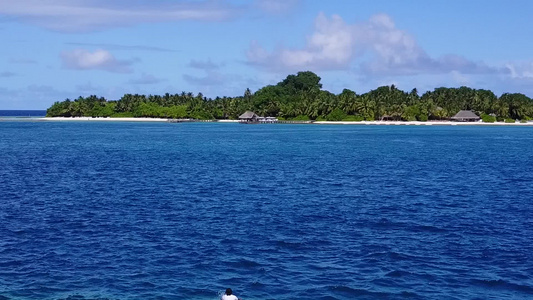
left=47, top=71, right=533, bottom=121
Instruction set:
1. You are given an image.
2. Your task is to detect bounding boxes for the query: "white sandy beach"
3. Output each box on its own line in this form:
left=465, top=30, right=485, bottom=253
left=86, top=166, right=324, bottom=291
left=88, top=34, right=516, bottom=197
left=217, top=119, right=240, bottom=123
left=39, top=117, right=170, bottom=122
left=313, top=120, right=533, bottom=126
left=36, top=117, right=533, bottom=126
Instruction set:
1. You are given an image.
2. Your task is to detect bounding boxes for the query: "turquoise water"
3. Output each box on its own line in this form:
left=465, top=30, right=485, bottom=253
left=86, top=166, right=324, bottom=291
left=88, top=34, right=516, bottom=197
left=0, top=121, right=532, bottom=299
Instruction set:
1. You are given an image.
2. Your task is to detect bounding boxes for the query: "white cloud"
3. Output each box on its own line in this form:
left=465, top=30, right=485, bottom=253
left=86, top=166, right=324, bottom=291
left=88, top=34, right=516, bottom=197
left=61, top=49, right=134, bottom=73
left=247, top=13, right=499, bottom=76
left=450, top=71, right=470, bottom=85
left=247, top=13, right=354, bottom=71
left=0, top=0, right=237, bottom=32
left=505, top=62, right=533, bottom=79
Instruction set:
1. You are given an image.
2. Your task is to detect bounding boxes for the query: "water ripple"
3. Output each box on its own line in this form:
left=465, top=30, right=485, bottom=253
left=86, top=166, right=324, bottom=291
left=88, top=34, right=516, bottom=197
left=0, top=123, right=532, bottom=299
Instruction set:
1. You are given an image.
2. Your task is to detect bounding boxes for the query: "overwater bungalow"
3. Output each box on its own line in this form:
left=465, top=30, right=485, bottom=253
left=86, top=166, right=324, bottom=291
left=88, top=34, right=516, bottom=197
left=450, top=110, right=480, bottom=122
left=238, top=111, right=278, bottom=124
left=239, top=111, right=259, bottom=124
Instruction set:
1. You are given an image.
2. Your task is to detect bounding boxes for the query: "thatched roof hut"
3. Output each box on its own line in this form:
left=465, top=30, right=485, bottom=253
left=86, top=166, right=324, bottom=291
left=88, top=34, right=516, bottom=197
left=239, top=111, right=258, bottom=119
left=239, top=111, right=259, bottom=123
left=451, top=110, right=480, bottom=122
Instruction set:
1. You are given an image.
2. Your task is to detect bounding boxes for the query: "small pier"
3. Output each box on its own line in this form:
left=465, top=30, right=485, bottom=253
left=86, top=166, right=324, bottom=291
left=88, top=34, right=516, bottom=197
left=168, top=119, right=216, bottom=123
left=168, top=118, right=195, bottom=123
left=278, top=120, right=313, bottom=124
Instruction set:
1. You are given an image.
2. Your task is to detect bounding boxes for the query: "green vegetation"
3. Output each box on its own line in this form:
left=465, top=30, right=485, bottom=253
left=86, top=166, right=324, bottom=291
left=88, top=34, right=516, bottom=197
left=326, top=108, right=347, bottom=121
left=46, top=71, right=533, bottom=121
left=342, top=115, right=365, bottom=122
left=292, top=115, right=310, bottom=121
left=481, top=114, right=496, bottom=123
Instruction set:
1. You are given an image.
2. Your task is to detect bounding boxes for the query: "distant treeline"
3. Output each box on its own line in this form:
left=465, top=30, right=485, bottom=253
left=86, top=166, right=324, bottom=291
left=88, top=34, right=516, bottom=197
left=46, top=71, right=533, bottom=121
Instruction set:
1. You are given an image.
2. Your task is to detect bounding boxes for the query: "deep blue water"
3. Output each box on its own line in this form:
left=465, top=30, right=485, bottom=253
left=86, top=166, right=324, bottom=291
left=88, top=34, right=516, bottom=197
left=0, top=121, right=532, bottom=300
left=0, top=110, right=46, bottom=117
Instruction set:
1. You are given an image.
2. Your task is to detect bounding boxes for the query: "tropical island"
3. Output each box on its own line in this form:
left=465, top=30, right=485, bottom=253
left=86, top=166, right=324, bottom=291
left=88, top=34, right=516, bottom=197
left=46, top=71, right=533, bottom=123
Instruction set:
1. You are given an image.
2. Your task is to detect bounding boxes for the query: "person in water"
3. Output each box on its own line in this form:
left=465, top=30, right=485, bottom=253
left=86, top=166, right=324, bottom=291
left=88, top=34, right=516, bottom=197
left=221, top=288, right=239, bottom=300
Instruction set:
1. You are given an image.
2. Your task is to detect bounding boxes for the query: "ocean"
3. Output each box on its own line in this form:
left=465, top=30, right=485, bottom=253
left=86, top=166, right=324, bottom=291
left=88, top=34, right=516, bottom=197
left=0, top=121, right=532, bottom=300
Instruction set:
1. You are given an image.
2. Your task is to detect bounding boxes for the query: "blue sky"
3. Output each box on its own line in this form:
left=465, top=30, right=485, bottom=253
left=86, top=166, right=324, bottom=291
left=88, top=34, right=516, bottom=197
left=1, top=0, right=533, bottom=109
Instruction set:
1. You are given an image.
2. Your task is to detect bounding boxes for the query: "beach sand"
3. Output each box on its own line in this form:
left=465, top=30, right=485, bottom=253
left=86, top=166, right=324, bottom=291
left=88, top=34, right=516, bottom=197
left=39, top=117, right=170, bottom=122
left=313, top=120, right=533, bottom=126
left=37, top=117, right=533, bottom=126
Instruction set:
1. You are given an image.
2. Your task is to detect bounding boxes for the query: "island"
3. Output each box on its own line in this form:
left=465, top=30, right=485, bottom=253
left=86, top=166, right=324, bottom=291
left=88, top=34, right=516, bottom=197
left=46, top=71, right=533, bottom=124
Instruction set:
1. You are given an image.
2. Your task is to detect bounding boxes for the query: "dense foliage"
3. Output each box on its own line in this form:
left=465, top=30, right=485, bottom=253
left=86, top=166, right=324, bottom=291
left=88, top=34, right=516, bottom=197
left=47, top=71, right=533, bottom=121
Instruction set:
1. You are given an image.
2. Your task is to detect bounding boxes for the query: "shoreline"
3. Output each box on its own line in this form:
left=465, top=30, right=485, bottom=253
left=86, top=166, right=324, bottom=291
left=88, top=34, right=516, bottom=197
left=36, top=117, right=242, bottom=123
left=38, top=117, right=170, bottom=122
left=33, top=117, right=533, bottom=126
left=313, top=120, right=533, bottom=126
